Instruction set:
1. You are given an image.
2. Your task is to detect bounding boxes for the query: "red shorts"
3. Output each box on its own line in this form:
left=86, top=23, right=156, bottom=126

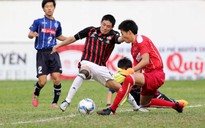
left=141, top=69, right=165, bottom=96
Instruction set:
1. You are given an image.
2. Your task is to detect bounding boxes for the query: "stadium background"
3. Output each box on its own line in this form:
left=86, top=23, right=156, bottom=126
left=0, top=0, right=205, bottom=80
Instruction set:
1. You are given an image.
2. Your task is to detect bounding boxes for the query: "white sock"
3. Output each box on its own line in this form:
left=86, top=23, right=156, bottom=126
left=65, top=75, right=84, bottom=103
left=127, top=93, right=140, bottom=110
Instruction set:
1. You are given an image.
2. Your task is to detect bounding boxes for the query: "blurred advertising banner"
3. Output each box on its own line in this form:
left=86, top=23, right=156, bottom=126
left=58, top=43, right=205, bottom=80
left=0, top=43, right=36, bottom=80
left=0, top=43, right=205, bottom=80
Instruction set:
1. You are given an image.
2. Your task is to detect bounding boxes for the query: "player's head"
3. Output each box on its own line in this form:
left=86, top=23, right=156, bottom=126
left=117, top=57, right=132, bottom=70
left=100, top=14, right=116, bottom=35
left=118, top=20, right=138, bottom=43
left=42, top=0, right=56, bottom=8
left=42, top=0, right=56, bottom=17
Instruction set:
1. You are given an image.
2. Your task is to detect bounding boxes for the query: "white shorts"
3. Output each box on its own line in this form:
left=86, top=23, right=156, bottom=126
left=80, top=60, right=114, bottom=86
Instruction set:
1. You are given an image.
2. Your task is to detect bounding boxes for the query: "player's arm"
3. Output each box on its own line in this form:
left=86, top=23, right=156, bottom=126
left=28, top=30, right=38, bottom=39
left=56, top=35, right=68, bottom=41
left=117, top=36, right=124, bottom=43
left=51, top=36, right=76, bottom=53
left=133, top=53, right=149, bottom=72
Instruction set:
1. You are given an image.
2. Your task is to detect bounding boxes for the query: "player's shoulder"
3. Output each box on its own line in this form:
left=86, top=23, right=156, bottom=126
left=32, top=17, right=44, bottom=24
left=84, top=26, right=95, bottom=31
left=109, top=29, right=120, bottom=36
left=135, top=35, right=150, bottom=43
left=34, top=17, right=44, bottom=21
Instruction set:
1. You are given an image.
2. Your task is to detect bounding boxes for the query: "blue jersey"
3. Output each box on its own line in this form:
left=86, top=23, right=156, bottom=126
left=29, top=16, right=62, bottom=50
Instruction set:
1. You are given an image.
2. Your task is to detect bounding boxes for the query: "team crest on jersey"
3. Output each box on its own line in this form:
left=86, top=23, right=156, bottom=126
left=90, top=32, right=97, bottom=38
left=54, top=22, right=58, bottom=29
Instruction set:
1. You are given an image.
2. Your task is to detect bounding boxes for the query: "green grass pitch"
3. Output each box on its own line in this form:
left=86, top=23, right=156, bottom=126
left=0, top=80, right=205, bottom=128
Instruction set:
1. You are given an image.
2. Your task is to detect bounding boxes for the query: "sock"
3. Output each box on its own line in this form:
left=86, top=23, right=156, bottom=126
left=52, top=84, right=62, bottom=104
left=145, top=98, right=177, bottom=109
left=65, top=75, right=84, bottom=103
left=127, top=93, right=140, bottom=110
left=34, top=82, right=42, bottom=96
left=110, top=75, right=134, bottom=112
left=106, top=104, right=111, bottom=107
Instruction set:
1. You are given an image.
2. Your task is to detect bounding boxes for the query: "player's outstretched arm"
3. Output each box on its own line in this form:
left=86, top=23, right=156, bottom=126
left=57, top=35, right=68, bottom=41
left=51, top=36, right=76, bottom=53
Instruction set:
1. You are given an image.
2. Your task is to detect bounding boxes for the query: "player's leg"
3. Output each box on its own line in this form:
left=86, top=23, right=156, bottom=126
left=49, top=52, right=63, bottom=108
left=154, top=91, right=188, bottom=106
left=32, top=75, right=47, bottom=107
left=51, top=72, right=61, bottom=108
left=97, top=74, right=141, bottom=115
left=32, top=51, right=48, bottom=107
left=130, top=86, right=141, bottom=105
left=142, top=95, right=184, bottom=113
left=140, top=70, right=184, bottom=113
left=127, top=93, right=141, bottom=110
left=154, top=91, right=176, bottom=103
left=60, top=65, right=91, bottom=111
left=106, top=89, right=115, bottom=107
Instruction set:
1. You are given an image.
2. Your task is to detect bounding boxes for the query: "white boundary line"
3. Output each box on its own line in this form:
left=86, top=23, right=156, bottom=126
left=0, top=104, right=204, bottom=126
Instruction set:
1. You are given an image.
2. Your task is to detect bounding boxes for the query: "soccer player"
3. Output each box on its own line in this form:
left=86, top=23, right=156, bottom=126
left=97, top=20, right=185, bottom=115
left=51, top=14, right=124, bottom=112
left=108, top=57, right=187, bottom=112
left=28, top=0, right=67, bottom=108
left=106, top=57, right=148, bottom=112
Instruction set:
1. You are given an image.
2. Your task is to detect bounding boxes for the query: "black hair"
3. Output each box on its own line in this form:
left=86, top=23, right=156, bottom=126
left=42, top=0, right=56, bottom=8
left=117, top=57, right=132, bottom=70
left=118, top=20, right=138, bottom=34
left=101, top=14, right=116, bottom=27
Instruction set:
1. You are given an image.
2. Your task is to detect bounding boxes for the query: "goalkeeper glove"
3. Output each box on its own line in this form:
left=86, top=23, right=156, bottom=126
left=114, top=72, right=126, bottom=83
left=119, top=68, right=134, bottom=76
left=114, top=68, right=134, bottom=84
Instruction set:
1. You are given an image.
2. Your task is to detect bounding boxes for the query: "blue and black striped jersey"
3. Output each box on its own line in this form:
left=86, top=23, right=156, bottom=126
left=29, top=16, right=62, bottom=50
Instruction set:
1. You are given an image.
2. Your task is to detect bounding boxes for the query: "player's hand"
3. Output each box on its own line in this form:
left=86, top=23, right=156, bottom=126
left=114, top=73, right=126, bottom=83
left=51, top=45, right=58, bottom=54
left=119, top=68, right=134, bottom=76
left=32, top=32, right=39, bottom=37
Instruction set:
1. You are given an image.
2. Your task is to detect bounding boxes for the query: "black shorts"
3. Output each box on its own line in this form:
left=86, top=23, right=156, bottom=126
left=36, top=49, right=62, bottom=77
left=130, top=85, right=141, bottom=105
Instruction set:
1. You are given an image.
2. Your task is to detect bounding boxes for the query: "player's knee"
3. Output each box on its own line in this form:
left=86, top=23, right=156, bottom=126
left=53, top=78, right=61, bottom=85
left=38, top=80, right=47, bottom=86
left=79, top=69, right=90, bottom=79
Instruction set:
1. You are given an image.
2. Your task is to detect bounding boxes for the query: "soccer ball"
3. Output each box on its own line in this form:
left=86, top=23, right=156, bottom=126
left=78, top=98, right=95, bottom=115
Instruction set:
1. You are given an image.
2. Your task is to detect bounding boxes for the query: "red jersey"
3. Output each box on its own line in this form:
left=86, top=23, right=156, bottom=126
left=131, top=35, right=163, bottom=73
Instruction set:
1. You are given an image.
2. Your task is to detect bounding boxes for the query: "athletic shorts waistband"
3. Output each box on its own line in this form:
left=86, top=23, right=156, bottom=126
left=37, top=48, right=52, bottom=52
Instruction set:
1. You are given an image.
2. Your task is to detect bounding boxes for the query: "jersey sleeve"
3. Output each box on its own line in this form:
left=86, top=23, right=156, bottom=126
left=111, top=30, right=121, bottom=44
left=56, top=21, right=62, bottom=37
left=74, top=26, right=94, bottom=40
left=29, top=19, right=39, bottom=32
left=138, top=36, right=151, bottom=55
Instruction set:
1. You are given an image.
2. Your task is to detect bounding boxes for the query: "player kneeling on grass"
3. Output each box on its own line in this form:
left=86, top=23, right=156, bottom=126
left=97, top=20, right=187, bottom=115
left=108, top=57, right=188, bottom=113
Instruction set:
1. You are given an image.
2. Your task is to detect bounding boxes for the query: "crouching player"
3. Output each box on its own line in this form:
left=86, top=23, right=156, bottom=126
left=97, top=20, right=187, bottom=115
left=107, top=57, right=188, bottom=113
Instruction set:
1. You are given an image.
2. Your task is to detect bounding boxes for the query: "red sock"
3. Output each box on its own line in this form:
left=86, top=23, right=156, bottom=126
left=145, top=98, right=176, bottom=109
left=110, top=75, right=134, bottom=112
